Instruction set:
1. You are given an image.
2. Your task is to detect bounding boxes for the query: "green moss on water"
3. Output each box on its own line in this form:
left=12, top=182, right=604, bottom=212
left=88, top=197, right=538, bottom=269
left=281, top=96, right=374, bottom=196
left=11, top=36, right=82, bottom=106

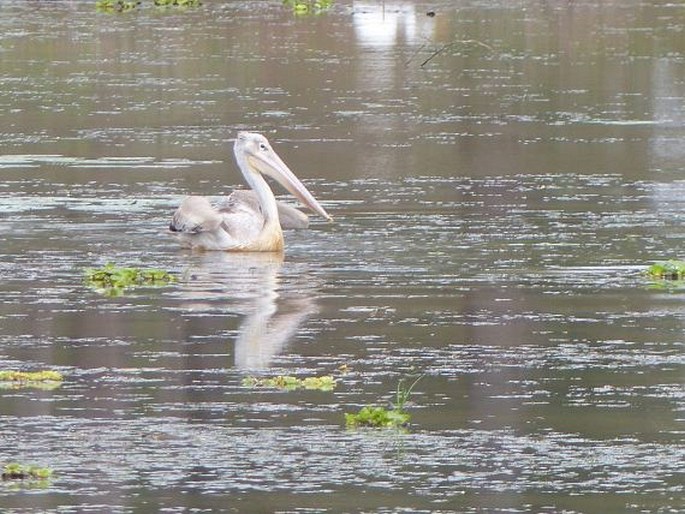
left=242, top=375, right=337, bottom=391
left=2, top=463, right=53, bottom=481
left=645, top=260, right=685, bottom=281
left=85, top=263, right=175, bottom=296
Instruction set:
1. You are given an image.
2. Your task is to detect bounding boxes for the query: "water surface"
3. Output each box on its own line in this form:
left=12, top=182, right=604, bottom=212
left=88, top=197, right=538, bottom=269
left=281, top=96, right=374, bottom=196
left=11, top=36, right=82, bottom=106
left=0, top=1, right=684, bottom=512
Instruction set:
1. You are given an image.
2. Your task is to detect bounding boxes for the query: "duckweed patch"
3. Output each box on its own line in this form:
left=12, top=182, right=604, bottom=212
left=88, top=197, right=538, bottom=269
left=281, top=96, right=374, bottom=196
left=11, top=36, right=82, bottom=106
left=242, top=375, right=337, bottom=391
left=0, top=370, right=64, bottom=390
left=2, top=463, right=53, bottom=481
left=85, top=263, right=175, bottom=296
left=645, top=260, right=685, bottom=281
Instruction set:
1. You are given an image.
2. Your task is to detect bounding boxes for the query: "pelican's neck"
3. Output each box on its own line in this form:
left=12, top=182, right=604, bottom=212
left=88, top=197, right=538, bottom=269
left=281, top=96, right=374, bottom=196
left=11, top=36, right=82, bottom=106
left=236, top=154, right=280, bottom=225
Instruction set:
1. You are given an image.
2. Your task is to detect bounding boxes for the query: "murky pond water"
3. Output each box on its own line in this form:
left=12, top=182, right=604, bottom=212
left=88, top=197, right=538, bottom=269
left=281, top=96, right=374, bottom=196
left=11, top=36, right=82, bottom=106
left=1, top=0, right=684, bottom=512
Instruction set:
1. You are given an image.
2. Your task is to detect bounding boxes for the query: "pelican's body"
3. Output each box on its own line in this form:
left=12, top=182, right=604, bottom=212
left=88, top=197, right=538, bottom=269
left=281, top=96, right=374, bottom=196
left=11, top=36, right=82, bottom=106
left=169, top=132, right=331, bottom=252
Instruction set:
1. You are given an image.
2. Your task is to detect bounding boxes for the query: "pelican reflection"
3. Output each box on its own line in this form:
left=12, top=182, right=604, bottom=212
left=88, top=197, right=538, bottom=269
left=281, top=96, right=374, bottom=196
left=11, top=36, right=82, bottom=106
left=177, top=252, right=317, bottom=369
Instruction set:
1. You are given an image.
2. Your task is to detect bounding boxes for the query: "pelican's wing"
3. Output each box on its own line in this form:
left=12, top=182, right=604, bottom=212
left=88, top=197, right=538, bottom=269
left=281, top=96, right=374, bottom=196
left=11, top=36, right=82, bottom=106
left=218, top=189, right=310, bottom=230
left=277, top=201, right=309, bottom=229
left=169, top=196, right=223, bottom=233
left=170, top=195, right=247, bottom=250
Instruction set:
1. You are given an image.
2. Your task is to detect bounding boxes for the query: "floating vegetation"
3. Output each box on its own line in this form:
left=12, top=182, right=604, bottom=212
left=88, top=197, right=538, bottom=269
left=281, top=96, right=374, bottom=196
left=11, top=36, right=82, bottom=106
left=0, top=370, right=64, bottom=390
left=645, top=260, right=685, bottom=281
left=242, top=375, right=337, bottom=391
left=283, top=0, right=333, bottom=15
left=345, top=406, right=410, bottom=429
left=84, top=263, right=175, bottom=296
left=2, top=463, right=53, bottom=481
left=95, top=0, right=141, bottom=12
left=154, top=0, right=202, bottom=8
left=345, top=376, right=422, bottom=429
left=96, top=0, right=200, bottom=12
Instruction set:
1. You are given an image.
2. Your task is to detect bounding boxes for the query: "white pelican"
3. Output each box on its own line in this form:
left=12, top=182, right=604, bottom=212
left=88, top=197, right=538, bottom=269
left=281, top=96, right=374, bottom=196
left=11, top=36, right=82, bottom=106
left=169, top=131, right=332, bottom=252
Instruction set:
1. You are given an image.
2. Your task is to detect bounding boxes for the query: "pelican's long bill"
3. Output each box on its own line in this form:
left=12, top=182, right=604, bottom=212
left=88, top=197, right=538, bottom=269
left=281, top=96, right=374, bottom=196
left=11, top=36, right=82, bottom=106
left=247, top=148, right=333, bottom=222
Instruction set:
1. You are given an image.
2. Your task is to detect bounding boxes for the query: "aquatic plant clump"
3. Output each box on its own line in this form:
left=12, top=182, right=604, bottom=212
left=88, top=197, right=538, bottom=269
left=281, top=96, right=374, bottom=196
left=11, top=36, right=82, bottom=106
left=345, top=376, right=421, bottom=429
left=2, top=463, right=53, bottom=481
left=154, top=0, right=202, bottom=7
left=95, top=0, right=141, bottom=12
left=96, top=0, right=200, bottom=12
left=645, top=260, right=685, bottom=281
left=0, top=370, right=63, bottom=383
left=344, top=406, right=410, bottom=429
left=84, top=263, right=175, bottom=296
left=242, top=375, right=337, bottom=391
left=283, top=0, right=333, bottom=15
left=0, top=370, right=64, bottom=390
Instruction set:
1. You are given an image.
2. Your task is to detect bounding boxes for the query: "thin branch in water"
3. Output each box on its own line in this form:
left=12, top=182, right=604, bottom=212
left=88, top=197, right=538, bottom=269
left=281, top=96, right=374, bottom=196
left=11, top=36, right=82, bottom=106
left=404, top=42, right=429, bottom=68
left=419, top=43, right=453, bottom=68
left=419, top=39, right=494, bottom=68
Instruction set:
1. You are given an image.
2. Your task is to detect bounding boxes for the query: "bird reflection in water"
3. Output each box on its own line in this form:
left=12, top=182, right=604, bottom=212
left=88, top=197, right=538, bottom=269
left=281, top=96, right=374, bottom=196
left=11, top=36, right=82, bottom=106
left=176, top=251, right=317, bottom=369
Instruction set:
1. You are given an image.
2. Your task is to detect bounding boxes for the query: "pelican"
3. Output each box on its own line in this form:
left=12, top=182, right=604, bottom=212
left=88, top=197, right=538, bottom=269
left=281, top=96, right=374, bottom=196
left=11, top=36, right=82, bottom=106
left=169, top=131, right=332, bottom=252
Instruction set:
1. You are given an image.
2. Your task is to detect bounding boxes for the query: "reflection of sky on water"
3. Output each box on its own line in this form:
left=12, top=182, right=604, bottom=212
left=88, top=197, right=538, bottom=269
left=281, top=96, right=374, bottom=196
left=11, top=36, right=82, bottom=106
left=352, top=2, right=422, bottom=47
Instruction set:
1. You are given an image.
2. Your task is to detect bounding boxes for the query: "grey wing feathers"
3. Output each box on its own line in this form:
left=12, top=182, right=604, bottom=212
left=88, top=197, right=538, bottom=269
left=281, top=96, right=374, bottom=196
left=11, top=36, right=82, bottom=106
left=169, top=196, right=223, bottom=233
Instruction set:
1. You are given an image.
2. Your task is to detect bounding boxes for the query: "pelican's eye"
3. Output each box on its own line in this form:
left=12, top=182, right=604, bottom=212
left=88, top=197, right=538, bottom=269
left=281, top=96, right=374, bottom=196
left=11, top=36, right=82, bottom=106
left=259, top=143, right=268, bottom=151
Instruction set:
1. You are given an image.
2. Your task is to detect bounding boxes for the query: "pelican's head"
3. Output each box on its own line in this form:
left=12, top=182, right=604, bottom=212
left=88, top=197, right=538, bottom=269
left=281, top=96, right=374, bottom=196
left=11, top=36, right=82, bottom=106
left=234, top=131, right=332, bottom=221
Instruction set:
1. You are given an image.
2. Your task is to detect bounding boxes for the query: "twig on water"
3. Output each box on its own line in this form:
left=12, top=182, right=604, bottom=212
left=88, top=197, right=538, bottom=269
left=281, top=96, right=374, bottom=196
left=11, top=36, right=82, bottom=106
left=404, top=42, right=429, bottom=67
left=413, top=39, right=494, bottom=68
